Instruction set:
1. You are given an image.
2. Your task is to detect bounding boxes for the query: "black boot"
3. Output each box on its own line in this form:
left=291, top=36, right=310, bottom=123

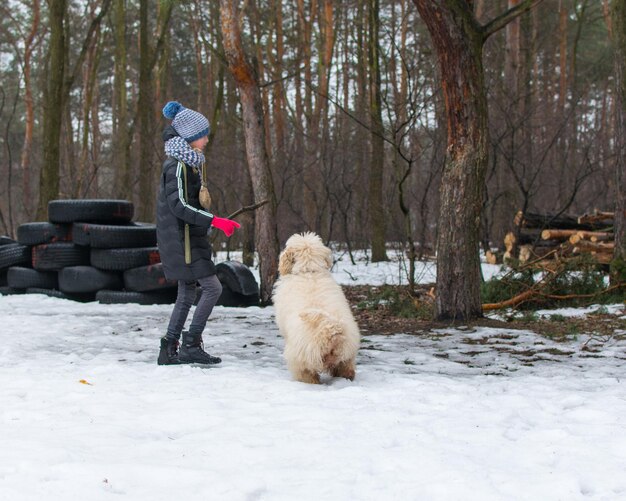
left=157, top=336, right=181, bottom=365
left=179, top=331, right=222, bottom=365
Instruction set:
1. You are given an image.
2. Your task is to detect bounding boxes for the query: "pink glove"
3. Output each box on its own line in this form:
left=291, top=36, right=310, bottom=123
left=211, top=216, right=241, bottom=237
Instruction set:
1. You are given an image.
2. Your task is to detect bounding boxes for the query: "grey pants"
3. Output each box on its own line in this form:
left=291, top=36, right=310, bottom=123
left=165, top=274, right=223, bottom=339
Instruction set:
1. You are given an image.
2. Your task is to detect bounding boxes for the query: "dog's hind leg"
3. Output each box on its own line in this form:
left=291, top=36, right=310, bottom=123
left=331, top=360, right=356, bottom=381
left=293, top=368, right=321, bottom=384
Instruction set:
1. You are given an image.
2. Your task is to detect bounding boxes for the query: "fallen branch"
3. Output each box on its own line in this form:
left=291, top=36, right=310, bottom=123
left=482, top=289, right=537, bottom=311
left=483, top=282, right=625, bottom=311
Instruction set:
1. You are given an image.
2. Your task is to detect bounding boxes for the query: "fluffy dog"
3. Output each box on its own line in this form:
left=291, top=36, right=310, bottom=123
left=273, top=232, right=360, bottom=384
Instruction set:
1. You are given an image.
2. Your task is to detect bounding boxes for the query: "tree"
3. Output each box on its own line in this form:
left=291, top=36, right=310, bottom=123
left=412, top=0, right=544, bottom=320
left=18, top=0, right=41, bottom=216
left=610, top=0, right=626, bottom=281
left=220, top=0, right=280, bottom=304
left=137, top=0, right=154, bottom=221
left=368, top=0, right=388, bottom=262
left=37, top=0, right=112, bottom=219
left=38, top=0, right=66, bottom=220
left=112, top=0, right=130, bottom=199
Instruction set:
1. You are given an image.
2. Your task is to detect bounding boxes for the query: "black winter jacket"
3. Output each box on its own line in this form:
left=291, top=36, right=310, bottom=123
left=156, top=127, right=215, bottom=281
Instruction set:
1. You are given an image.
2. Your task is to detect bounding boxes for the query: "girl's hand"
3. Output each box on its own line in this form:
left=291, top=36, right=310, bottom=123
left=211, top=216, right=241, bottom=237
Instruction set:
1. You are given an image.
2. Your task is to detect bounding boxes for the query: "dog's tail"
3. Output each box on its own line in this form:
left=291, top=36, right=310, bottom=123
left=299, top=309, right=344, bottom=368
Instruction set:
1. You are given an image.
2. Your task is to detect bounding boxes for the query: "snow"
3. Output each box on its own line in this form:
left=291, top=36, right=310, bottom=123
left=1, top=256, right=625, bottom=500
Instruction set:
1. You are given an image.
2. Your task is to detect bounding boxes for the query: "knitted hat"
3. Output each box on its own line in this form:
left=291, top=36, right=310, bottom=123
left=162, top=101, right=210, bottom=143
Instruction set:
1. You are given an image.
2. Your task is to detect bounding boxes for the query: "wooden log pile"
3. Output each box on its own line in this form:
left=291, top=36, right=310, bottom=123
left=503, top=210, right=615, bottom=267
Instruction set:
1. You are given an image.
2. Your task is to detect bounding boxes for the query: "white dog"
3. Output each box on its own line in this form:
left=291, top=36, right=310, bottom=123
left=273, top=232, right=360, bottom=384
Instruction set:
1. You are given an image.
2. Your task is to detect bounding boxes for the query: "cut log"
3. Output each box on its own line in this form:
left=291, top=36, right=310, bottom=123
left=578, top=211, right=614, bottom=226
left=573, top=241, right=615, bottom=252
left=516, top=228, right=544, bottom=245
left=519, top=244, right=563, bottom=263
left=485, top=250, right=499, bottom=265
left=541, top=229, right=577, bottom=240
left=504, top=232, right=516, bottom=253
left=503, top=229, right=544, bottom=256
left=516, top=211, right=605, bottom=231
left=518, top=245, right=532, bottom=263
left=516, top=211, right=581, bottom=229
left=569, top=231, right=614, bottom=245
left=540, top=229, right=613, bottom=241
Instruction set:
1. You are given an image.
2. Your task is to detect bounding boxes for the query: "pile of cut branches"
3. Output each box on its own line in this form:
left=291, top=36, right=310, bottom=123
left=482, top=256, right=625, bottom=311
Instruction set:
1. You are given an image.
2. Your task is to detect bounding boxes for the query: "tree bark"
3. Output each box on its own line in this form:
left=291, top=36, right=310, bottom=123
left=38, top=0, right=112, bottom=218
left=413, top=0, right=544, bottom=320
left=20, top=0, right=41, bottom=216
left=112, top=0, right=130, bottom=199
left=368, top=0, right=388, bottom=262
left=611, top=0, right=626, bottom=280
left=220, top=0, right=280, bottom=304
left=137, top=0, right=154, bottom=221
left=38, top=0, right=66, bottom=219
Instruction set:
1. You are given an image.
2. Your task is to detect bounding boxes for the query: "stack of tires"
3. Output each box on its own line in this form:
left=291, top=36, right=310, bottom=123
left=0, top=199, right=260, bottom=306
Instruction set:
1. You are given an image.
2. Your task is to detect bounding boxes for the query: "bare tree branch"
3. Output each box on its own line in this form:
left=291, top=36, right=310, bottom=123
left=481, top=0, right=545, bottom=41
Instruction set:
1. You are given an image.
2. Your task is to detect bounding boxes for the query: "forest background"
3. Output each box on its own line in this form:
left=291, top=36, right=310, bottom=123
left=0, top=0, right=622, bottom=315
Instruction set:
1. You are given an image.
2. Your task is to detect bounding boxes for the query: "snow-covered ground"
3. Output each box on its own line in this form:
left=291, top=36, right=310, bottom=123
left=1, top=256, right=625, bottom=501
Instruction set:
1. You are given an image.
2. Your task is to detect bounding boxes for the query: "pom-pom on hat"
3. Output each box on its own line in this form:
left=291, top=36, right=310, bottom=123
left=162, top=101, right=210, bottom=143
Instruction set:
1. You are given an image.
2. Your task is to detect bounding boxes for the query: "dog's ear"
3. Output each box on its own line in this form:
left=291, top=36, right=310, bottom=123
left=278, top=247, right=295, bottom=276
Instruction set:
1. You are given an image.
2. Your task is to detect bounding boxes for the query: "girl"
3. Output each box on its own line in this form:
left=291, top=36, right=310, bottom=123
left=156, top=101, right=240, bottom=365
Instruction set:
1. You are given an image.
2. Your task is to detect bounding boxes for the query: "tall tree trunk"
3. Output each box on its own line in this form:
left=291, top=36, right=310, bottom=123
left=20, top=0, right=40, bottom=217
left=38, top=0, right=66, bottom=219
left=220, top=0, right=280, bottom=304
left=78, top=20, right=101, bottom=197
left=138, top=0, right=154, bottom=221
left=413, top=0, right=544, bottom=321
left=368, top=0, right=388, bottom=261
left=558, top=0, right=568, bottom=113
left=112, top=0, right=130, bottom=199
left=271, top=0, right=286, bottom=153
left=611, top=0, right=626, bottom=280
left=299, top=0, right=319, bottom=231
left=38, top=0, right=112, bottom=217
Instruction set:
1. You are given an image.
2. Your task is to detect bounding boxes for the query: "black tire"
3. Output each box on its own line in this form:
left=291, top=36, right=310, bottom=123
left=0, top=269, right=6, bottom=286
left=0, top=236, right=16, bottom=246
left=7, top=267, right=58, bottom=289
left=72, top=223, right=157, bottom=249
left=96, top=289, right=177, bottom=305
left=215, top=261, right=259, bottom=296
left=26, top=288, right=69, bottom=299
left=123, top=263, right=176, bottom=292
left=58, top=266, right=123, bottom=293
left=17, top=222, right=72, bottom=245
left=0, top=243, right=31, bottom=269
left=48, top=199, right=134, bottom=224
left=32, top=243, right=90, bottom=271
left=216, top=282, right=260, bottom=307
left=71, top=222, right=93, bottom=246
left=90, top=247, right=160, bottom=270
left=0, top=286, right=25, bottom=295
left=26, top=287, right=95, bottom=302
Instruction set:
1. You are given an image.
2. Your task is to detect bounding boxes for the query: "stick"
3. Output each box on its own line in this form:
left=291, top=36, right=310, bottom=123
left=226, top=199, right=269, bottom=220
left=208, top=200, right=270, bottom=240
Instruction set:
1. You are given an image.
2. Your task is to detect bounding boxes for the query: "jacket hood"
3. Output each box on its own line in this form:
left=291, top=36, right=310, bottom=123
left=162, top=125, right=179, bottom=143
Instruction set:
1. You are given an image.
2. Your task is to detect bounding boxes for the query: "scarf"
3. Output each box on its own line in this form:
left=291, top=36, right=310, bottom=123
left=164, top=136, right=205, bottom=168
